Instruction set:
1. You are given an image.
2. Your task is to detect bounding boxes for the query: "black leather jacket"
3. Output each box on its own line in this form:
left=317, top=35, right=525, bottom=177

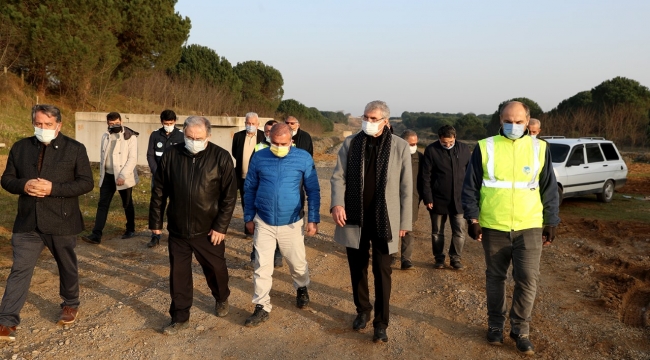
left=149, top=142, right=238, bottom=238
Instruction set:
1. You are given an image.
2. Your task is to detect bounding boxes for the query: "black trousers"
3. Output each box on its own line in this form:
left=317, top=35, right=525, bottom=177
left=346, top=231, right=393, bottom=329
left=168, top=234, right=230, bottom=323
left=92, top=173, right=135, bottom=237
left=237, top=177, right=252, bottom=235
left=0, top=231, right=79, bottom=326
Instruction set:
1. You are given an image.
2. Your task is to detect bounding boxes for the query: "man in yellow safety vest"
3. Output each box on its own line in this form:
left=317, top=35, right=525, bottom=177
left=462, top=101, right=560, bottom=356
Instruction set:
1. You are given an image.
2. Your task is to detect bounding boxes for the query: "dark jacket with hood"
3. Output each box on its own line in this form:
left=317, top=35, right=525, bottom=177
left=421, top=140, right=471, bottom=215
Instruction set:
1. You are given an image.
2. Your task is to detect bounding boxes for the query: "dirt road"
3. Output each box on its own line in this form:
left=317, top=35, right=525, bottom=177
left=0, top=155, right=648, bottom=359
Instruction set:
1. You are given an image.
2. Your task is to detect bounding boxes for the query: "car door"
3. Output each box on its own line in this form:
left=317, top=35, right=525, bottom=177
left=584, top=143, right=608, bottom=191
left=562, top=144, right=593, bottom=195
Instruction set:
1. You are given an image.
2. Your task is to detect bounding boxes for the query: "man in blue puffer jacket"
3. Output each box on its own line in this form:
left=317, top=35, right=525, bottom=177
left=242, top=123, right=321, bottom=327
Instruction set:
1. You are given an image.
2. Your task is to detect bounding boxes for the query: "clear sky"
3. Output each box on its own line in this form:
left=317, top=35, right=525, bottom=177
left=175, top=0, right=650, bottom=116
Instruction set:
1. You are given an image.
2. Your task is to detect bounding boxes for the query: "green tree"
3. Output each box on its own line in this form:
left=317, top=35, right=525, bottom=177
left=455, top=113, right=487, bottom=139
left=553, top=91, right=593, bottom=114
left=277, top=99, right=333, bottom=132
left=591, top=76, right=650, bottom=109
left=171, top=44, right=242, bottom=106
left=234, top=60, right=284, bottom=116
left=487, top=97, right=543, bottom=135
left=321, top=111, right=348, bottom=123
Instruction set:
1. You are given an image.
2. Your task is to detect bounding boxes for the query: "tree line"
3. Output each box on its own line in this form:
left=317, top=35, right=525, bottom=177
left=403, top=77, right=650, bottom=147
left=0, top=0, right=336, bottom=133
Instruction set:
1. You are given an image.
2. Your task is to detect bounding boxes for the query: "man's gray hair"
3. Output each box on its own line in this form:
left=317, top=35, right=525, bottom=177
left=499, top=101, right=530, bottom=118
left=270, top=122, right=292, bottom=137
left=245, top=112, right=258, bottom=120
left=364, top=100, right=390, bottom=119
left=401, top=129, right=417, bottom=140
left=183, top=116, right=212, bottom=136
left=529, top=118, right=541, bottom=126
left=286, top=116, right=299, bottom=124
left=32, top=104, right=62, bottom=123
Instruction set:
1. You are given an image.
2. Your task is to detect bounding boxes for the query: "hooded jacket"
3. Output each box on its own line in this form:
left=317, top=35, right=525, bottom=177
left=99, top=126, right=139, bottom=190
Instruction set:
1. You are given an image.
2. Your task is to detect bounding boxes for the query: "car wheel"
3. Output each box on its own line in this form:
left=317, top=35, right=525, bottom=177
left=596, top=180, right=614, bottom=203
left=558, top=185, right=564, bottom=206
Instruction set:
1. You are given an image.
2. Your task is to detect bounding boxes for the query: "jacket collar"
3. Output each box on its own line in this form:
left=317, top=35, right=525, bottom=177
left=30, top=133, right=65, bottom=149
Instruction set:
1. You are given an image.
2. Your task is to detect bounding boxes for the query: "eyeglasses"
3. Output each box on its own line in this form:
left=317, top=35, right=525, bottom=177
left=285, top=122, right=298, bottom=125
left=362, top=115, right=385, bottom=123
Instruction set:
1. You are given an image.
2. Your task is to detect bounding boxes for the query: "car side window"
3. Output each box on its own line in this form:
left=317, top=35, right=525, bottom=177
left=567, top=144, right=584, bottom=165
left=599, top=143, right=620, bottom=161
left=586, top=143, right=605, bottom=163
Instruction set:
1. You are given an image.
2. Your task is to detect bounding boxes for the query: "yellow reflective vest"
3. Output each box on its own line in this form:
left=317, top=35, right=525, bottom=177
left=478, top=135, right=546, bottom=231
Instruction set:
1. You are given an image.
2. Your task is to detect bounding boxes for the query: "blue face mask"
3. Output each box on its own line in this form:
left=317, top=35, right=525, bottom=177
left=503, top=123, right=525, bottom=140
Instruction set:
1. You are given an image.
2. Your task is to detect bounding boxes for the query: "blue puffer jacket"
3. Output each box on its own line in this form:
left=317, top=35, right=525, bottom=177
left=243, top=147, right=320, bottom=226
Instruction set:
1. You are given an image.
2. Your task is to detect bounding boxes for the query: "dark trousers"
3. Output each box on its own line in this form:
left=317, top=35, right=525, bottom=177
left=0, top=231, right=79, bottom=326
left=430, top=212, right=466, bottom=262
left=399, top=221, right=416, bottom=262
left=151, top=178, right=168, bottom=223
left=92, top=173, right=135, bottom=237
left=482, top=227, right=543, bottom=335
left=168, top=234, right=230, bottom=323
left=346, top=233, right=393, bottom=329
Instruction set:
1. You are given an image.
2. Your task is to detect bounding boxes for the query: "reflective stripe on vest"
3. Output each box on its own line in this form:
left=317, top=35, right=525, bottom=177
left=483, top=136, right=540, bottom=190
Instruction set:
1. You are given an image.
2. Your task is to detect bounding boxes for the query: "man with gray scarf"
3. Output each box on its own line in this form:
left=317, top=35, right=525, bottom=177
left=330, top=100, right=412, bottom=343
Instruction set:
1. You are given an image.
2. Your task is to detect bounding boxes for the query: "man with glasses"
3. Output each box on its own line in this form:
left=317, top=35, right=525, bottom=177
left=150, top=116, right=238, bottom=335
left=330, top=100, right=412, bottom=343
left=285, top=116, right=313, bottom=156
left=232, top=112, right=265, bottom=237
left=0, top=104, right=93, bottom=341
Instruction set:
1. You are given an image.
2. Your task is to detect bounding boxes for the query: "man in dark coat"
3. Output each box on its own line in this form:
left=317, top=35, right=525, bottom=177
left=146, top=109, right=184, bottom=248
left=0, top=104, right=94, bottom=341
left=231, top=112, right=265, bottom=237
left=421, top=125, right=471, bottom=270
left=150, top=116, right=238, bottom=335
left=285, top=116, right=313, bottom=156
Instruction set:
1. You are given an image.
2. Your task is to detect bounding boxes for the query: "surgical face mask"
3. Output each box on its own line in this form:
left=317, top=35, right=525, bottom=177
left=163, top=124, right=175, bottom=133
left=245, top=125, right=257, bottom=133
left=503, top=123, right=525, bottom=140
left=270, top=144, right=290, bottom=158
left=291, top=129, right=297, bottom=137
left=265, top=136, right=271, bottom=143
left=409, top=145, right=417, bottom=154
left=443, top=143, right=455, bottom=150
left=362, top=120, right=382, bottom=136
left=108, top=124, right=122, bottom=134
left=185, top=138, right=207, bottom=154
left=530, top=134, right=537, bottom=139
left=34, top=125, right=59, bottom=143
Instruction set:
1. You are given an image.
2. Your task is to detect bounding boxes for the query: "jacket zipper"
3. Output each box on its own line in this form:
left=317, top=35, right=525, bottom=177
left=511, top=140, right=516, bottom=231
left=188, top=157, right=196, bottom=237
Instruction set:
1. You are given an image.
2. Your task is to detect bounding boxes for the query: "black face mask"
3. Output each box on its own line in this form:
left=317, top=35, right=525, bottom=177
left=108, top=125, right=122, bottom=134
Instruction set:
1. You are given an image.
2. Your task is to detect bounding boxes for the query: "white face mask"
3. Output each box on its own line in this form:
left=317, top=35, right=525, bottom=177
left=185, top=138, right=207, bottom=154
left=362, top=120, right=382, bottom=136
left=163, top=125, right=175, bottom=133
left=246, top=125, right=257, bottom=133
left=503, top=123, right=526, bottom=140
left=443, top=143, right=455, bottom=150
left=34, top=125, right=59, bottom=143
left=530, top=134, right=537, bottom=139
left=291, top=129, right=297, bottom=137
left=265, top=136, right=271, bottom=143
left=409, top=145, right=417, bottom=154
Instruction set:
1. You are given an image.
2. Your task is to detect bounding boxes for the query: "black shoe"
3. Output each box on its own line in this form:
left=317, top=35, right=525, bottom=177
left=274, top=257, right=283, bottom=268
left=245, top=305, right=269, bottom=327
left=487, top=327, right=504, bottom=345
left=373, top=328, right=388, bottom=343
left=433, top=260, right=445, bottom=269
left=147, top=234, right=160, bottom=248
left=352, top=312, right=370, bottom=331
left=162, top=321, right=189, bottom=335
left=122, top=231, right=136, bottom=239
left=401, top=260, right=414, bottom=270
left=296, top=286, right=310, bottom=308
left=82, top=234, right=101, bottom=244
left=215, top=300, right=229, bottom=317
left=451, top=260, right=464, bottom=270
left=510, top=332, right=535, bottom=355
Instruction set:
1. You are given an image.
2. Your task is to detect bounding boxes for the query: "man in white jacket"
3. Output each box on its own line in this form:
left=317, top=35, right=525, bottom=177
left=82, top=112, right=139, bottom=244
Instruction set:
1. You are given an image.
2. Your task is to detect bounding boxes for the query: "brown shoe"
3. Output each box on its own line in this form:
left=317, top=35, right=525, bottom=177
left=0, top=324, right=16, bottom=341
left=58, top=306, right=78, bottom=325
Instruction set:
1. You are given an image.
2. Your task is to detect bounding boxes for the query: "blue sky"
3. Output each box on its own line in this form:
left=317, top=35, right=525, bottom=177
left=175, top=0, right=650, bottom=116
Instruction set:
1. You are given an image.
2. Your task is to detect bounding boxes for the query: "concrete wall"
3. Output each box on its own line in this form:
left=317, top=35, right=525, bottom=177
left=75, top=112, right=272, bottom=167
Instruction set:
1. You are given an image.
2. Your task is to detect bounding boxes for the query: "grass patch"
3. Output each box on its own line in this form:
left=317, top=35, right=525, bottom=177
left=560, top=192, right=650, bottom=224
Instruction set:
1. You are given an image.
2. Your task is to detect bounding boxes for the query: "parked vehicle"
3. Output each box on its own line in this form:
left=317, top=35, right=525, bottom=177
left=542, top=136, right=628, bottom=204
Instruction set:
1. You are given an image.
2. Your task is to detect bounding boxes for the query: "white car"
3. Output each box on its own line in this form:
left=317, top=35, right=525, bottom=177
left=543, top=137, right=628, bottom=204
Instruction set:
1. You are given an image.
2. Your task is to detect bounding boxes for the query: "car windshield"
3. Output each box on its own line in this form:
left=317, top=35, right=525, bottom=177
left=549, top=143, right=571, bottom=163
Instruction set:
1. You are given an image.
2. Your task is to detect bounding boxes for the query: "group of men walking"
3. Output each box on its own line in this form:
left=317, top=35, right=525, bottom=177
left=0, top=100, right=558, bottom=356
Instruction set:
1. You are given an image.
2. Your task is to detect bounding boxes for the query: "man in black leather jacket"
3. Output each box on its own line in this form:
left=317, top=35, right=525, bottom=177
left=149, top=116, right=238, bottom=335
